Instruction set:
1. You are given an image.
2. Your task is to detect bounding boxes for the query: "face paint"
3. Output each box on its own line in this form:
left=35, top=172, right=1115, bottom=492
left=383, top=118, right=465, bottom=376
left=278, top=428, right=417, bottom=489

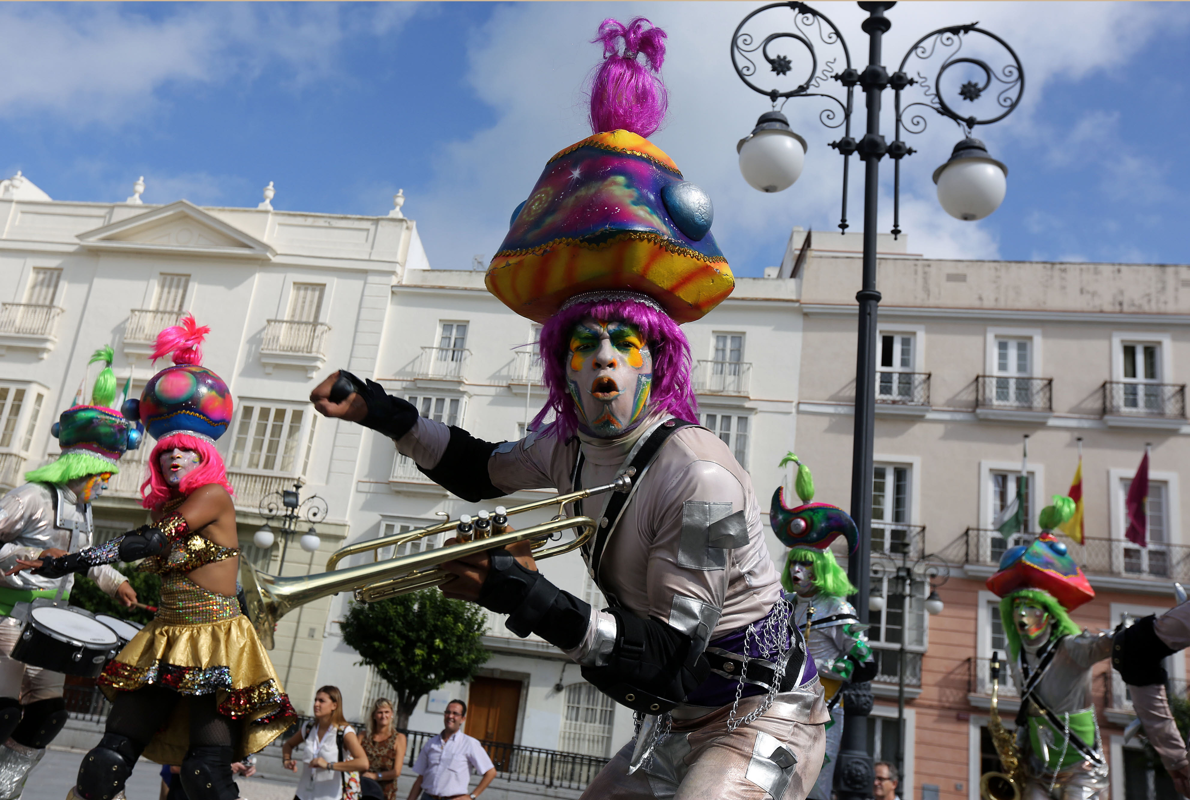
left=79, top=473, right=113, bottom=504
left=565, top=315, right=654, bottom=438
left=1014, top=601, right=1052, bottom=644
left=788, top=560, right=817, bottom=598
left=159, top=448, right=201, bottom=488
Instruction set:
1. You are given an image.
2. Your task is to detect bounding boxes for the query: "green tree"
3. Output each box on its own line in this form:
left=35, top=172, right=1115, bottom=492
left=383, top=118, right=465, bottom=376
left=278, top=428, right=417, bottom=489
left=69, top=565, right=161, bottom=625
left=339, top=590, right=490, bottom=730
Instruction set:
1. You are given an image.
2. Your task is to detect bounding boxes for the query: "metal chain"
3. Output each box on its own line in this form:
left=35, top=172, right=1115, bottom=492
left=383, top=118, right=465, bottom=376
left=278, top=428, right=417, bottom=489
left=726, top=596, right=796, bottom=732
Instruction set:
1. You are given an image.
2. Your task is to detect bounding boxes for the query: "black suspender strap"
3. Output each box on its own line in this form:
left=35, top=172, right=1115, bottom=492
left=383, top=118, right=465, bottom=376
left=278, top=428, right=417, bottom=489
left=574, top=418, right=694, bottom=601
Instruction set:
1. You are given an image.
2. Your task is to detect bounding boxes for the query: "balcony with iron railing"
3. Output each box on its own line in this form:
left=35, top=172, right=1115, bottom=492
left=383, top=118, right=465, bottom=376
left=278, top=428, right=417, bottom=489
left=510, top=350, right=544, bottom=388
left=259, top=319, right=332, bottom=377
left=967, top=657, right=1021, bottom=705
left=870, top=647, right=924, bottom=689
left=125, top=309, right=186, bottom=345
left=875, top=371, right=930, bottom=410
left=0, top=304, right=63, bottom=358
left=1102, top=380, right=1186, bottom=426
left=959, top=527, right=1190, bottom=587
left=975, top=375, right=1053, bottom=418
left=415, top=347, right=471, bottom=382
left=0, top=452, right=26, bottom=491
left=693, top=360, right=752, bottom=396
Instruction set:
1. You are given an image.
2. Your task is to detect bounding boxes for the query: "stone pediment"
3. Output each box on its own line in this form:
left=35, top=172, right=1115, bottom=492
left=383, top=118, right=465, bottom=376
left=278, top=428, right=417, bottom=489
left=78, top=200, right=274, bottom=260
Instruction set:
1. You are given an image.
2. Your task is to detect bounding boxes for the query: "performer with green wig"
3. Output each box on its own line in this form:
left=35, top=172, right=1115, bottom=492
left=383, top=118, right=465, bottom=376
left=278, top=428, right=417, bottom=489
left=771, top=454, right=873, bottom=800
left=987, top=496, right=1111, bottom=800
left=0, top=346, right=141, bottom=799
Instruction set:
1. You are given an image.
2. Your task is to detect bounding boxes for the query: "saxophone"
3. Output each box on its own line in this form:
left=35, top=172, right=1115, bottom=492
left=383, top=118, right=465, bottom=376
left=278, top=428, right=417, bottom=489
left=981, top=651, right=1023, bottom=800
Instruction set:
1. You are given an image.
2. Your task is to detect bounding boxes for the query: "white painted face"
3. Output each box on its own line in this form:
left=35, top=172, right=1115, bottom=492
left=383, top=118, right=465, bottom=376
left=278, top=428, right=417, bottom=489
left=564, top=315, right=654, bottom=439
left=159, top=448, right=201, bottom=487
left=1014, top=601, right=1052, bottom=645
left=787, top=560, right=818, bottom=598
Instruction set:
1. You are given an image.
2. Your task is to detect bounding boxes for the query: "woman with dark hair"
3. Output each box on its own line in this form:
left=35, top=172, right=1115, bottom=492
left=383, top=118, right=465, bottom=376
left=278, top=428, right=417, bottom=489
left=361, top=699, right=405, bottom=800
left=14, top=317, right=294, bottom=800
left=282, top=685, right=368, bottom=800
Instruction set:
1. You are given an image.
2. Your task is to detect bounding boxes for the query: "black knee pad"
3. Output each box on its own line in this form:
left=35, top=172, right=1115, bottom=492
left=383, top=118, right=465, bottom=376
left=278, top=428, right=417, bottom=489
left=0, top=697, right=22, bottom=744
left=180, top=745, right=239, bottom=800
left=12, top=697, right=67, bottom=748
left=76, top=733, right=143, bottom=800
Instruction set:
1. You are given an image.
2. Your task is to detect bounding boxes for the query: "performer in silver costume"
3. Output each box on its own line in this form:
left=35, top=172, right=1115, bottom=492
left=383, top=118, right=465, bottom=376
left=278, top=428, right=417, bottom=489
left=988, top=500, right=1111, bottom=800
left=772, top=455, right=873, bottom=800
left=0, top=347, right=140, bottom=799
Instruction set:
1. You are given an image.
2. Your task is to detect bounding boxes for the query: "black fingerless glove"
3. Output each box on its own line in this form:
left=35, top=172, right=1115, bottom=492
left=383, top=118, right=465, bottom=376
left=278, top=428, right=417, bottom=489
left=477, top=548, right=592, bottom=651
left=332, top=370, right=420, bottom=441
left=33, top=553, right=88, bottom=579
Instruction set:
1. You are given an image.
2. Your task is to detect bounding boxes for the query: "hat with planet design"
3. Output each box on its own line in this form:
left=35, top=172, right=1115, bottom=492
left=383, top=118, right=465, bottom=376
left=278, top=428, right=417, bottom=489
left=121, top=315, right=233, bottom=444
left=987, top=531, right=1095, bottom=612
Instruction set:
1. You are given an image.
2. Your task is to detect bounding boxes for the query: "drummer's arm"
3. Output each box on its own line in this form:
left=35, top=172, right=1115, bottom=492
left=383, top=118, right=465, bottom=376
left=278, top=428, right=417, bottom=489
left=0, top=489, right=60, bottom=570
left=87, top=565, right=130, bottom=597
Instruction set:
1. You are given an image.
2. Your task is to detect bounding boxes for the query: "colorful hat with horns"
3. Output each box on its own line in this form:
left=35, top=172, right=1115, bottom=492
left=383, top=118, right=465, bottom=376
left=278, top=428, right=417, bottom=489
left=769, top=453, right=859, bottom=553
left=986, top=530, right=1094, bottom=612
left=485, top=17, right=734, bottom=324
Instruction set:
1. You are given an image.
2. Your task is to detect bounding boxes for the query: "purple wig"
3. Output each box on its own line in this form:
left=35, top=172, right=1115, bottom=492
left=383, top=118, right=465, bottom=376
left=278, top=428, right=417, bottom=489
left=588, top=17, right=668, bottom=137
left=141, top=433, right=234, bottom=512
left=532, top=297, right=697, bottom=440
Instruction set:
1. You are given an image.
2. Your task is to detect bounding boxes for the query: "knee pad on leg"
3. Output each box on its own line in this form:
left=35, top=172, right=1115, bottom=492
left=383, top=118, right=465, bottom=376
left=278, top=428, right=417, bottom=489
left=180, top=745, right=238, bottom=800
left=75, top=734, right=143, bottom=800
left=0, top=699, right=21, bottom=745
left=12, top=697, right=67, bottom=748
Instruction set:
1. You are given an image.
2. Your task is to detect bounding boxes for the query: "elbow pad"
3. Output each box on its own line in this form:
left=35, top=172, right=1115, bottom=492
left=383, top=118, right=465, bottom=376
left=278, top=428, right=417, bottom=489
left=332, top=370, right=420, bottom=442
left=477, top=548, right=591, bottom=650
left=420, top=427, right=503, bottom=502
left=581, top=609, right=710, bottom=714
left=117, top=526, right=169, bottom=562
left=1113, top=615, right=1176, bottom=686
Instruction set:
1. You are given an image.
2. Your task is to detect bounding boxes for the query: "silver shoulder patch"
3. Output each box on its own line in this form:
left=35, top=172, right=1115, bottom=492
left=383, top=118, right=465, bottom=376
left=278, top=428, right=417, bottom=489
left=678, top=502, right=749, bottom=571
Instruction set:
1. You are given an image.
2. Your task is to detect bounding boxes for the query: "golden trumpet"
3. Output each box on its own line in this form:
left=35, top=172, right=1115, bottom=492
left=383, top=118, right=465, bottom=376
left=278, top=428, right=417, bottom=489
left=241, top=474, right=632, bottom=649
left=980, top=651, right=1023, bottom=800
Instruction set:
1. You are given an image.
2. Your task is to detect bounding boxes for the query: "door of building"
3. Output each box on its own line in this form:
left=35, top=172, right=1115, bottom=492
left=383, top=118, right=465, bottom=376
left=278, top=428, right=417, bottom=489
left=467, top=677, right=521, bottom=767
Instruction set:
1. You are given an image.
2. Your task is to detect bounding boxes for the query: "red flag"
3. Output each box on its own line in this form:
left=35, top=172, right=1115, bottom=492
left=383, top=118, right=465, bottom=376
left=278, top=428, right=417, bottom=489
left=1125, top=452, right=1150, bottom=547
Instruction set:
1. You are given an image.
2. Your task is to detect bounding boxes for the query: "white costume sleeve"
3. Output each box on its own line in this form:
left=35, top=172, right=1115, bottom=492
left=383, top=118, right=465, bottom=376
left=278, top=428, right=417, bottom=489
left=1129, top=683, right=1190, bottom=775
left=87, top=564, right=128, bottom=597
left=1156, top=602, right=1190, bottom=651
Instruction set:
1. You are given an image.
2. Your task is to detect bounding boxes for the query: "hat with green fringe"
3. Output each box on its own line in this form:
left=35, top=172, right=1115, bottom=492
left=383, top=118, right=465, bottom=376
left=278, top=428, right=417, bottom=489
left=25, top=347, right=140, bottom=484
left=986, top=529, right=1094, bottom=612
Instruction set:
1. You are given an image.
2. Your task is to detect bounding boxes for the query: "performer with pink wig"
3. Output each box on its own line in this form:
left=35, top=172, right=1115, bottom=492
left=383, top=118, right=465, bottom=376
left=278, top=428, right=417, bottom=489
left=313, top=17, right=827, bottom=799
left=14, top=316, right=293, bottom=800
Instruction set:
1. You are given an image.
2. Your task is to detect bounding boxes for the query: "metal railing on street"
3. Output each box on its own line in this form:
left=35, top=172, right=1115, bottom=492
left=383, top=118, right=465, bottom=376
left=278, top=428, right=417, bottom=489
left=126, top=309, right=186, bottom=344
left=1102, top=380, right=1186, bottom=419
left=0, top=303, right=62, bottom=337
left=961, top=528, right=1190, bottom=583
left=876, top=371, right=930, bottom=407
left=262, top=319, right=332, bottom=356
left=693, top=360, right=752, bottom=396
left=976, top=375, right=1053, bottom=412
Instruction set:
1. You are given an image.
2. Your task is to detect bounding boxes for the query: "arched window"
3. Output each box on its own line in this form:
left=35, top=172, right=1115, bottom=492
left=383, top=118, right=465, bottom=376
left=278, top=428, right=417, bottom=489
left=558, top=683, right=614, bottom=757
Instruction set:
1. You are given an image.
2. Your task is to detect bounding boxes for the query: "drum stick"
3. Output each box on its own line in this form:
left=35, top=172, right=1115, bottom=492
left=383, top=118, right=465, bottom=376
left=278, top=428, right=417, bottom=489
left=132, top=602, right=158, bottom=612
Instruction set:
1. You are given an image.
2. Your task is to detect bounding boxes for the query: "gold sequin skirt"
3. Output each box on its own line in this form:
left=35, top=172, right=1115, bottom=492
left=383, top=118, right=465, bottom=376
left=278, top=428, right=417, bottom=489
left=97, top=613, right=296, bottom=764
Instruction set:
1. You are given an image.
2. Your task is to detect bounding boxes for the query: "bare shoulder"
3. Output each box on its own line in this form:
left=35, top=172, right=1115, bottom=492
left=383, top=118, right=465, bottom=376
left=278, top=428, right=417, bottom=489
left=184, top=483, right=234, bottom=510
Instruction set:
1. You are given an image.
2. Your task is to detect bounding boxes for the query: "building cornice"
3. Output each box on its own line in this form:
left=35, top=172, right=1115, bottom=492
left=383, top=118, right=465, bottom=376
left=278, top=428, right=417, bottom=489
left=801, top=302, right=1190, bottom=326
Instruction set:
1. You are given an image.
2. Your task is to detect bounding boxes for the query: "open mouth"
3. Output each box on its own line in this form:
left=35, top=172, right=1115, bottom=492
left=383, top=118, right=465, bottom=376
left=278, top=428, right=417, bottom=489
left=590, top=376, right=620, bottom=400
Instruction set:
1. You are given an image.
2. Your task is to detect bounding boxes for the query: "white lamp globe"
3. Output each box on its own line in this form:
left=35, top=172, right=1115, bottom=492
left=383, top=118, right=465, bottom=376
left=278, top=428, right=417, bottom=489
left=925, top=590, right=945, bottom=616
left=737, top=112, right=808, bottom=194
left=933, top=137, right=1008, bottom=221
left=253, top=526, right=275, bottom=549
left=300, top=527, right=321, bottom=553
left=869, top=595, right=886, bottom=613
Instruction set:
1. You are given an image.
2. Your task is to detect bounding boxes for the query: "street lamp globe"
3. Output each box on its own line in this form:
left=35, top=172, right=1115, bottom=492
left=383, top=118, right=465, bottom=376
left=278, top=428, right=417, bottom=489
left=925, top=590, right=945, bottom=616
left=869, top=594, right=886, bottom=613
left=737, top=112, right=808, bottom=193
left=932, top=137, right=1008, bottom=221
left=253, top=525, right=275, bottom=550
left=300, top=526, right=322, bottom=553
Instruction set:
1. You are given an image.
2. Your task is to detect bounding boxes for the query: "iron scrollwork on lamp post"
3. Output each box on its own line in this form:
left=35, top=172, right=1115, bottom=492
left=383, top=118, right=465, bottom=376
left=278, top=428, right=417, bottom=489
left=730, top=3, right=1022, bottom=797
left=254, top=479, right=329, bottom=573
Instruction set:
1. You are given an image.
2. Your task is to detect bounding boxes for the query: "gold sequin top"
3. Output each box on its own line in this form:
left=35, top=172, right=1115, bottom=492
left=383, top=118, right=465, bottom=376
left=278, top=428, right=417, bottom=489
left=141, top=500, right=242, bottom=625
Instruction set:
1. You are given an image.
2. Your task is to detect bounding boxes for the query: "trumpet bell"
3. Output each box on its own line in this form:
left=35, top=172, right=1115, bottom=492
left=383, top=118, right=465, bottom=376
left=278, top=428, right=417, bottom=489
left=979, top=772, right=1020, bottom=800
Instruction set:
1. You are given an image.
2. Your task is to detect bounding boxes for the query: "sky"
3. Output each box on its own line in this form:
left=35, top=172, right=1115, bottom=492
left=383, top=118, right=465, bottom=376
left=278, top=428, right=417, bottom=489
left=0, top=2, right=1187, bottom=278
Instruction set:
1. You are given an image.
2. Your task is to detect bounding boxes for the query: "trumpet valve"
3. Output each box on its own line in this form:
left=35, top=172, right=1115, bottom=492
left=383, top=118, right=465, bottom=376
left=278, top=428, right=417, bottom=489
left=456, top=514, right=474, bottom=543
left=474, top=510, right=492, bottom=539
left=492, top=506, right=509, bottom=535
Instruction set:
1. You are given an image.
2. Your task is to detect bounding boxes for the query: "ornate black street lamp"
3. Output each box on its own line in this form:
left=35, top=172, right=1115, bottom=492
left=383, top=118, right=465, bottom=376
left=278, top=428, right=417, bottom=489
left=254, top=479, right=329, bottom=572
left=730, top=3, right=1023, bottom=797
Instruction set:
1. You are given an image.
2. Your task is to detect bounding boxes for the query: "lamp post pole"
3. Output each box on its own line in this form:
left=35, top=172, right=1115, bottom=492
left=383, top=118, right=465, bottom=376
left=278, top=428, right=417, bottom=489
left=731, top=4, right=1022, bottom=797
left=255, top=480, right=328, bottom=573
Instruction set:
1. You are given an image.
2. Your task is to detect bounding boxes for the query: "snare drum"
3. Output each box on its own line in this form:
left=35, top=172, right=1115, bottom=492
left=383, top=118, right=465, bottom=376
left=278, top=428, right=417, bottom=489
left=94, top=615, right=144, bottom=649
left=9, top=605, right=120, bottom=677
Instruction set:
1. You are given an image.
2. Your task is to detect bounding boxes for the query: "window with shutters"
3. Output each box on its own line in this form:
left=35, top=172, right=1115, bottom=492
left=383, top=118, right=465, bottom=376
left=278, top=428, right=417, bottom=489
left=407, top=395, right=463, bottom=427
left=437, top=322, right=468, bottom=362
left=227, top=404, right=314, bottom=475
left=558, top=683, right=615, bottom=757
left=287, top=283, right=325, bottom=322
left=152, top=274, right=190, bottom=312
left=0, top=385, right=45, bottom=454
left=24, top=268, right=61, bottom=306
left=701, top=411, right=749, bottom=468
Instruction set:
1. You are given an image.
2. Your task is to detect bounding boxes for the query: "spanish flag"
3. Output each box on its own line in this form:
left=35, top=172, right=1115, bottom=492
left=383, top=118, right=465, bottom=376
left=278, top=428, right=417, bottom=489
left=1057, top=458, right=1084, bottom=544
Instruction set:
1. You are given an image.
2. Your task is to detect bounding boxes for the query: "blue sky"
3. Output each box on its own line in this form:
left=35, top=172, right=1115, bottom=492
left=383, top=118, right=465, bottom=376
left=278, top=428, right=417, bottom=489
left=1, top=2, right=1187, bottom=277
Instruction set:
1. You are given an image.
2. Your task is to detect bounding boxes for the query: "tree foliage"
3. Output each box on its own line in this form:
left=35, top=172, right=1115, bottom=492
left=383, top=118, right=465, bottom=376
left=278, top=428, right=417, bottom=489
left=69, top=564, right=161, bottom=625
left=339, top=590, right=490, bottom=729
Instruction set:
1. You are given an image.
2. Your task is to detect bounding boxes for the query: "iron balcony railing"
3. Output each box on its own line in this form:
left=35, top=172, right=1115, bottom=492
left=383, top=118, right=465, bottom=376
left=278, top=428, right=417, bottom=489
left=0, top=303, right=62, bottom=337
left=976, top=375, right=1053, bottom=412
left=511, top=350, right=544, bottom=386
left=961, top=528, right=1190, bottom=583
left=262, top=319, right=332, bottom=356
left=126, top=309, right=186, bottom=344
left=417, top=347, right=471, bottom=381
left=1103, top=381, right=1186, bottom=419
left=391, top=454, right=433, bottom=484
left=876, top=371, right=930, bottom=406
left=693, top=360, right=752, bottom=396
left=968, top=656, right=1019, bottom=699
left=870, top=647, right=924, bottom=688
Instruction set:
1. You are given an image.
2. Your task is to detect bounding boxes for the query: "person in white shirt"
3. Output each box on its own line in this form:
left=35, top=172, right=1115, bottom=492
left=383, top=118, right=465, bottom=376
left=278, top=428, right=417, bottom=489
left=282, top=686, right=369, bottom=800
left=406, top=701, right=496, bottom=800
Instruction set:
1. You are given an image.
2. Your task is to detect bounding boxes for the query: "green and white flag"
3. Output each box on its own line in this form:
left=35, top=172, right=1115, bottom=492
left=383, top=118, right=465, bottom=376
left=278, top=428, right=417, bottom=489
left=994, top=435, right=1029, bottom=537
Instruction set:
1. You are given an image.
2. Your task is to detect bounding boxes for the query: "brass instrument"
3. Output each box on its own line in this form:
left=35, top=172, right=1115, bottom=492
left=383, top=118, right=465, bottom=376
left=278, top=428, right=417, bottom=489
left=241, top=475, right=632, bottom=649
left=980, top=651, right=1023, bottom=800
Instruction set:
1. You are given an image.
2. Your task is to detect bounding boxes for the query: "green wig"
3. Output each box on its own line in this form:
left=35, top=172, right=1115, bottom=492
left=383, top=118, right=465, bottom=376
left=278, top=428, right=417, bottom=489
left=998, top=588, right=1081, bottom=660
left=25, top=451, right=118, bottom=485
left=783, top=546, right=857, bottom=598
